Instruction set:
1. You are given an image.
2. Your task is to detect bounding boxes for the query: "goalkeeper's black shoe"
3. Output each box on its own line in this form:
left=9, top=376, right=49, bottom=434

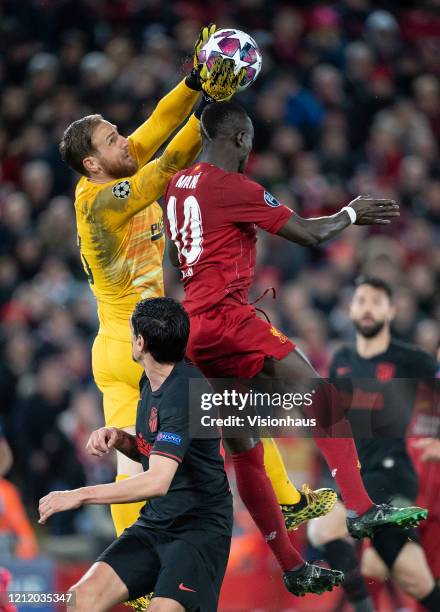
left=284, top=563, right=344, bottom=597
left=347, top=504, right=428, bottom=540
left=281, top=484, right=337, bottom=531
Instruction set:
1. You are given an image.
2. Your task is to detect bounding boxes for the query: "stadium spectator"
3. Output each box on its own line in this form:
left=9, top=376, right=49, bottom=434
left=0, top=423, right=38, bottom=559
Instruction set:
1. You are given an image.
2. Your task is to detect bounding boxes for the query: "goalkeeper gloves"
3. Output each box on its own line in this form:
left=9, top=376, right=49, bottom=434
left=185, top=23, right=245, bottom=101
left=185, top=23, right=217, bottom=91
left=194, top=23, right=217, bottom=70
left=202, top=56, right=246, bottom=101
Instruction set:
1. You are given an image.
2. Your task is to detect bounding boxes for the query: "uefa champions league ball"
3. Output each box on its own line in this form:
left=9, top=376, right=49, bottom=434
left=199, top=28, right=262, bottom=92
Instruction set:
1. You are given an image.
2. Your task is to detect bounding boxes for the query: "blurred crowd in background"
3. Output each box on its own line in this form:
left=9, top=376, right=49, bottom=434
left=0, top=0, right=439, bottom=552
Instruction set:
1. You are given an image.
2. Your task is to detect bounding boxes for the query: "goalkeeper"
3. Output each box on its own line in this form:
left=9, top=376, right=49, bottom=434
left=59, top=25, right=245, bottom=539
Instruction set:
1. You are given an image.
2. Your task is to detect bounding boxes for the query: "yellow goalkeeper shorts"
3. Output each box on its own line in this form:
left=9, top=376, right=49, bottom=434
left=92, top=334, right=143, bottom=428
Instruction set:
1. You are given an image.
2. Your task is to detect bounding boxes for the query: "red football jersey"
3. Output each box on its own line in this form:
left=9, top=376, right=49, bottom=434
left=165, top=162, right=293, bottom=315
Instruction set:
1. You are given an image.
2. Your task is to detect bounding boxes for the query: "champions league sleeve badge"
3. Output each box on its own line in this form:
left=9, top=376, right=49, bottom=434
left=264, top=191, right=281, bottom=207
left=112, top=180, right=131, bottom=199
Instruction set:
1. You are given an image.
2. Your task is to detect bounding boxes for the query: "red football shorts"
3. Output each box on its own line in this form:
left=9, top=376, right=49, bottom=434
left=186, top=299, right=295, bottom=379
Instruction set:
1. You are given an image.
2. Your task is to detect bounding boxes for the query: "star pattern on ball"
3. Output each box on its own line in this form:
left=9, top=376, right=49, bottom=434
left=200, top=28, right=262, bottom=93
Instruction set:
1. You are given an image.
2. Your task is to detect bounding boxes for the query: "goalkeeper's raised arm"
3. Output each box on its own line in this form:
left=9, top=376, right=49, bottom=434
left=129, top=24, right=218, bottom=167
left=61, top=59, right=242, bottom=231
left=59, top=25, right=242, bottom=188
left=93, top=112, right=203, bottom=230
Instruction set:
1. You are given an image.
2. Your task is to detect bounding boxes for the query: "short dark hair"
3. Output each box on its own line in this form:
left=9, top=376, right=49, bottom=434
left=200, top=100, right=249, bottom=139
left=355, top=275, right=393, bottom=299
left=131, top=297, right=190, bottom=363
left=59, top=114, right=103, bottom=176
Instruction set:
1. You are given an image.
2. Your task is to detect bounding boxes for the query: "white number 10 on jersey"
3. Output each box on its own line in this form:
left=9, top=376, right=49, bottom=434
left=167, top=196, right=204, bottom=267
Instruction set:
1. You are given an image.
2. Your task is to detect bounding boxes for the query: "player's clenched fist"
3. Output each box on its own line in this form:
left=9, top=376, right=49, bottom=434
left=86, top=427, right=120, bottom=456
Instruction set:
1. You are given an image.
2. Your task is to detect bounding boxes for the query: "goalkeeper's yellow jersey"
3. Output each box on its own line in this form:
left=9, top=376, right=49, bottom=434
left=74, top=81, right=200, bottom=339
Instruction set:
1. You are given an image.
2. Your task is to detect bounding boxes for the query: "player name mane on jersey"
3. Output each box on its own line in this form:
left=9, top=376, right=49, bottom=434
left=175, top=173, right=201, bottom=189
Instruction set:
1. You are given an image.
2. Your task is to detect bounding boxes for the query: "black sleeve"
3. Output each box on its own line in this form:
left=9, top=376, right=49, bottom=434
left=329, top=348, right=351, bottom=383
left=411, top=349, right=437, bottom=379
left=329, top=348, right=353, bottom=412
left=152, top=388, right=191, bottom=464
left=329, top=350, right=341, bottom=379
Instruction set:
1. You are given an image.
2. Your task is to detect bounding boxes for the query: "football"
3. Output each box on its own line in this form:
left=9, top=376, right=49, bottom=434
left=199, top=28, right=262, bottom=92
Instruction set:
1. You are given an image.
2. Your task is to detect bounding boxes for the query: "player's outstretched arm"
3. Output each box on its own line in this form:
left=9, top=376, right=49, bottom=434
left=38, top=456, right=178, bottom=523
left=100, top=57, right=242, bottom=231
left=277, top=196, right=399, bottom=247
left=128, top=24, right=216, bottom=167
left=129, top=81, right=200, bottom=168
left=156, top=113, right=202, bottom=178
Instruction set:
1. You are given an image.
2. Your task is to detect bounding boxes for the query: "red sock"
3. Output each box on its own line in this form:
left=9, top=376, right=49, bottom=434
left=314, top=437, right=373, bottom=515
left=232, top=442, right=304, bottom=571
left=305, top=383, right=373, bottom=516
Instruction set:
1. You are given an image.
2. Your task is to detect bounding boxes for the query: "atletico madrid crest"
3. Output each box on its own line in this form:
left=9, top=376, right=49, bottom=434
left=376, top=362, right=395, bottom=381
left=149, top=406, right=158, bottom=433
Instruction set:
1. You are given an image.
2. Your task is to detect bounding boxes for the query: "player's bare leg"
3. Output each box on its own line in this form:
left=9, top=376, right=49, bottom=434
left=361, top=547, right=390, bottom=581
left=256, top=349, right=427, bottom=535
left=310, top=499, right=440, bottom=609
left=68, top=561, right=129, bottom=612
left=308, top=502, right=375, bottom=612
left=392, top=542, right=435, bottom=599
left=308, top=501, right=350, bottom=545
